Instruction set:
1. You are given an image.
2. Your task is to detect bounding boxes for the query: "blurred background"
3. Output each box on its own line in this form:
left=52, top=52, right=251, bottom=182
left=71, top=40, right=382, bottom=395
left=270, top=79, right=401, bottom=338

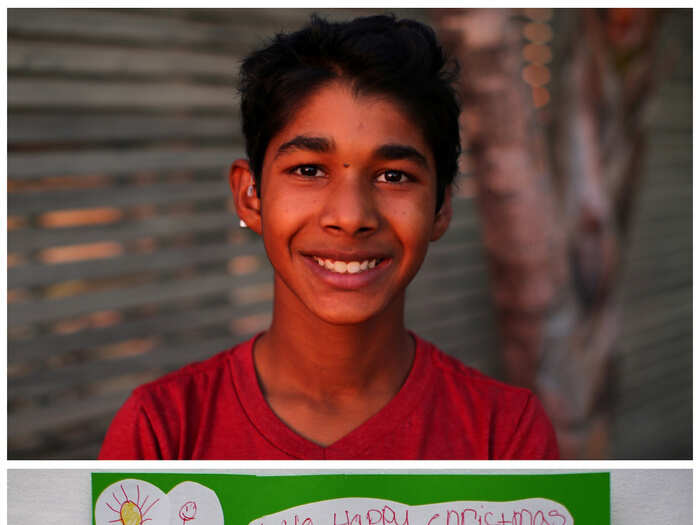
left=7, top=8, right=691, bottom=459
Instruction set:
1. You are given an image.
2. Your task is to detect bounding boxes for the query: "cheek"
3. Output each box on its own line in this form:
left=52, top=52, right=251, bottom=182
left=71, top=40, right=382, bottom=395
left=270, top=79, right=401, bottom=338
left=260, top=187, right=317, bottom=247
left=387, top=188, right=434, bottom=224
left=383, top=196, right=435, bottom=251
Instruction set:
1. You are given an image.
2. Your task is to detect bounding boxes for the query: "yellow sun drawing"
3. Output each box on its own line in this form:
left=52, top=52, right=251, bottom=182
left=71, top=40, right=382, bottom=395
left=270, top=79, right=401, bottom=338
left=105, top=483, right=160, bottom=525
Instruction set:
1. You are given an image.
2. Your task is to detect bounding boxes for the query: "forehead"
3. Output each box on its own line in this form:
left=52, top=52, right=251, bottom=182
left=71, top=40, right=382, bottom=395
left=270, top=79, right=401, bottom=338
left=267, top=81, right=433, bottom=162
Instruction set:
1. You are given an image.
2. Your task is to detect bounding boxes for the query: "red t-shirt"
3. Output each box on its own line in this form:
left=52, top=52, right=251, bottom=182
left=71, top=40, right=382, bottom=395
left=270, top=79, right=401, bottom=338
left=99, top=334, right=559, bottom=459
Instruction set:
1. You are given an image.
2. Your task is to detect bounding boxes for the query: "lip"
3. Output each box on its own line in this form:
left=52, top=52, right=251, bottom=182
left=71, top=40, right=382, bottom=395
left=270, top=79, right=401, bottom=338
left=301, top=253, right=393, bottom=290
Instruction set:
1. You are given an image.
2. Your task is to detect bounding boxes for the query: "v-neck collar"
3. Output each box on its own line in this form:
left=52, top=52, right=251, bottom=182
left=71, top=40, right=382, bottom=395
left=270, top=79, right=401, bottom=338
left=229, top=332, right=432, bottom=459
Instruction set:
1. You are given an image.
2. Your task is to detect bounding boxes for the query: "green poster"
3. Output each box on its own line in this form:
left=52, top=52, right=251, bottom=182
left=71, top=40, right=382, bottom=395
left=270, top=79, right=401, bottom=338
left=92, top=472, right=609, bottom=525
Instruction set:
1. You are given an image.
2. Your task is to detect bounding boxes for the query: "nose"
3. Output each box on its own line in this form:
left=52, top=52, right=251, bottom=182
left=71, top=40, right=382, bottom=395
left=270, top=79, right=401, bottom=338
left=320, top=174, right=380, bottom=237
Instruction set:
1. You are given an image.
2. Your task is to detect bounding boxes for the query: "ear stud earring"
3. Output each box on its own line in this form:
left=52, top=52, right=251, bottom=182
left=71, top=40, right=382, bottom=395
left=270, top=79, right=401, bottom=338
left=240, top=184, right=255, bottom=227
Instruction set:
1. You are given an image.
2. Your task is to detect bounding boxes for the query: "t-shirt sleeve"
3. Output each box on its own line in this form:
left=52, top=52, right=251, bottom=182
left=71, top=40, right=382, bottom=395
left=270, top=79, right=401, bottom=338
left=98, top=391, right=164, bottom=460
left=497, top=392, right=560, bottom=459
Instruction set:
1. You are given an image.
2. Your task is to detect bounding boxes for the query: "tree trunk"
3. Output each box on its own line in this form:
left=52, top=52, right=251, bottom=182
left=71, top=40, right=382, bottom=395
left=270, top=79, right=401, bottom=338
left=433, top=8, right=662, bottom=458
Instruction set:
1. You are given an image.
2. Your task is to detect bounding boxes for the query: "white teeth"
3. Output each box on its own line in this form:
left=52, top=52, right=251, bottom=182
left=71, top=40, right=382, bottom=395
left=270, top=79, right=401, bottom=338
left=312, top=256, right=381, bottom=274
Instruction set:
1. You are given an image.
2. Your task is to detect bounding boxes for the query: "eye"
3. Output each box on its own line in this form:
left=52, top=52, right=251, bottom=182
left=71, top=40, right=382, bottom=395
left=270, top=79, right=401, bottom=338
left=291, top=165, right=324, bottom=177
left=377, top=169, right=410, bottom=183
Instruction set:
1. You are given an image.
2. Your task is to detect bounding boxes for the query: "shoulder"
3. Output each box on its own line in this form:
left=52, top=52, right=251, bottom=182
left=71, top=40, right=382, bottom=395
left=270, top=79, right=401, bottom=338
left=415, top=335, right=559, bottom=459
left=99, top=336, right=256, bottom=459
left=420, top=336, right=533, bottom=406
left=131, top=337, right=252, bottom=403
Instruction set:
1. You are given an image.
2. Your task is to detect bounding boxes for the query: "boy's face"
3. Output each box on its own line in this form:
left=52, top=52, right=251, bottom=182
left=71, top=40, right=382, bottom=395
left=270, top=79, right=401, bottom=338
left=237, top=81, right=451, bottom=325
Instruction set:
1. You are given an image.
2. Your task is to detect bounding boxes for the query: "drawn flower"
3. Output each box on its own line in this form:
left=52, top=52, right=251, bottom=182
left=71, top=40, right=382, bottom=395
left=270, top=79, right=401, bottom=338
left=95, top=480, right=169, bottom=525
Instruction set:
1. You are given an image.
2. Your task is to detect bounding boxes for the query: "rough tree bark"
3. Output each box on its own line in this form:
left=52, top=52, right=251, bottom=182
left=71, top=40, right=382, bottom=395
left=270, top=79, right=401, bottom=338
left=433, top=8, right=662, bottom=458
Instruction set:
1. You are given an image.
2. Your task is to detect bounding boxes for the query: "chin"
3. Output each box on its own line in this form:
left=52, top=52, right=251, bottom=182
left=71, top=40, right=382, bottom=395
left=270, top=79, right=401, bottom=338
left=305, top=299, right=388, bottom=326
left=312, top=308, right=378, bottom=326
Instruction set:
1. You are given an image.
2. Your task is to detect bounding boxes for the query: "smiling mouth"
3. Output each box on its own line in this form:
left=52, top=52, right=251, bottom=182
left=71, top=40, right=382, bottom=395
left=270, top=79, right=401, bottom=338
left=311, top=256, right=385, bottom=274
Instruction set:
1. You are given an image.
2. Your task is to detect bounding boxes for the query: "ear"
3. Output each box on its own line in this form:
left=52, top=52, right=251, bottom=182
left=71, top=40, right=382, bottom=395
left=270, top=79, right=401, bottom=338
left=430, top=186, right=452, bottom=241
left=229, top=159, right=262, bottom=235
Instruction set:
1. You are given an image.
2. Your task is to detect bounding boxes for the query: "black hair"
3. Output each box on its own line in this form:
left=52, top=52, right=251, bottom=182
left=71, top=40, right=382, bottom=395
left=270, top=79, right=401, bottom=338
left=238, top=14, right=461, bottom=212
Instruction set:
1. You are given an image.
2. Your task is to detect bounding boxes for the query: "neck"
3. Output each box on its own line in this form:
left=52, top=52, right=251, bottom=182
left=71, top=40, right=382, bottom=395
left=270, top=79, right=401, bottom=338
left=254, top=277, right=414, bottom=402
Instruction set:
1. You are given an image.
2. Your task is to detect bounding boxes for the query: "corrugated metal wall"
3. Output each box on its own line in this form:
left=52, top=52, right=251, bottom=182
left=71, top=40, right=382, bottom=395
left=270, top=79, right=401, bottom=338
left=7, top=8, right=498, bottom=459
left=610, top=10, right=692, bottom=459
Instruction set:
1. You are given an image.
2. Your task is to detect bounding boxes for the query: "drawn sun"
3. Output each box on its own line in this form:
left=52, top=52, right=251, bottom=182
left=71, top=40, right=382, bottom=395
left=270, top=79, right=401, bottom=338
left=104, top=483, right=160, bottom=525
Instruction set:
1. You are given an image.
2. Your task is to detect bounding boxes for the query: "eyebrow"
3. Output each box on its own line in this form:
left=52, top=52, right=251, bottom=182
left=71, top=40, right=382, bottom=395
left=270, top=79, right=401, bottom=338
left=374, top=143, right=429, bottom=168
left=275, top=135, right=334, bottom=158
left=274, top=135, right=429, bottom=169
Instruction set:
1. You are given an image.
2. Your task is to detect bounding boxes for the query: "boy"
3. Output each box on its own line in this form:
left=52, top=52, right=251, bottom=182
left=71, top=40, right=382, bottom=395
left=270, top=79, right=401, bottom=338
left=99, top=14, right=558, bottom=459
